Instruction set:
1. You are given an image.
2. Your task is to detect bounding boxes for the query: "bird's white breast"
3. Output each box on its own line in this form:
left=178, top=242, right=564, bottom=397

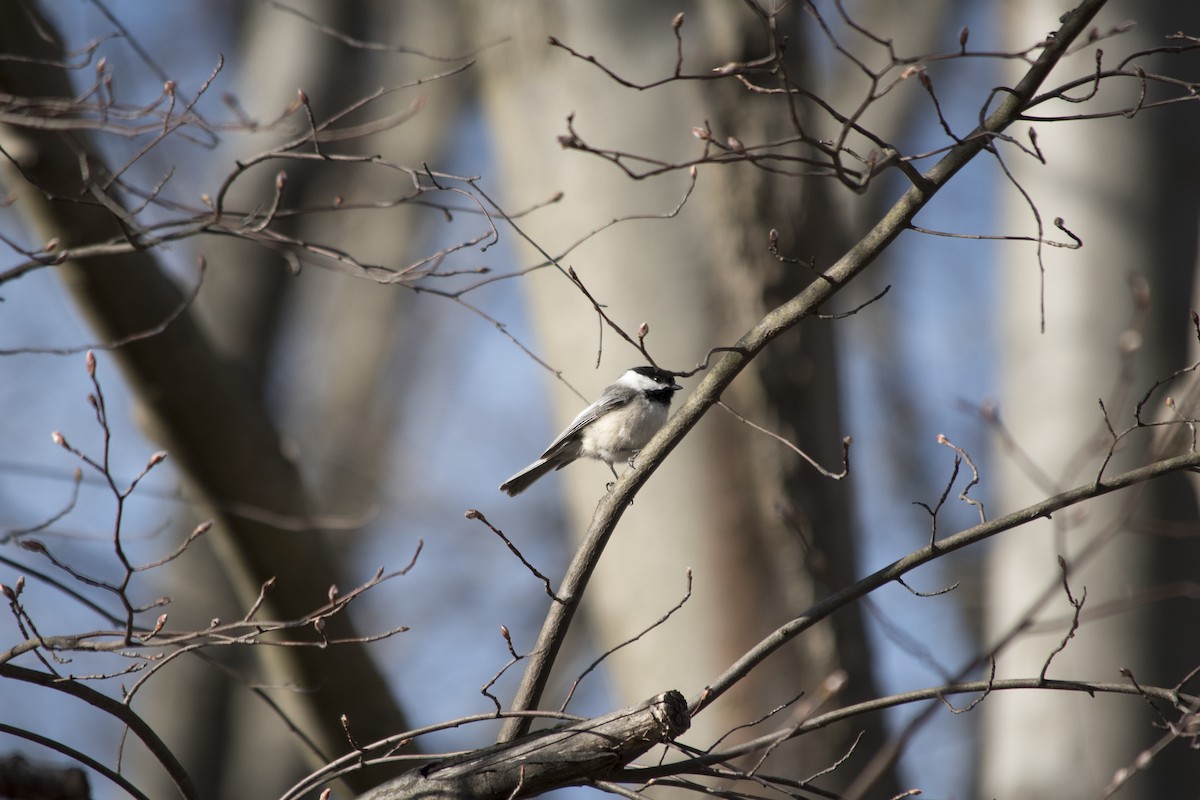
left=578, top=396, right=669, bottom=464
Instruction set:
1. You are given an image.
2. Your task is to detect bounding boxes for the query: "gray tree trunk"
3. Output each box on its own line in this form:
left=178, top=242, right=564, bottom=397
left=982, top=2, right=1200, bottom=796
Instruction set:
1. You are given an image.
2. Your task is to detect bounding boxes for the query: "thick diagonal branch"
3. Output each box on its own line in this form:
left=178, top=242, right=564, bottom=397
left=498, top=0, right=1110, bottom=743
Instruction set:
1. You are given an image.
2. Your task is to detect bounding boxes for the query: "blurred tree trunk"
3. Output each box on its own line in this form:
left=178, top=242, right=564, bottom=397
left=465, top=2, right=914, bottom=792
left=1, top=3, right=421, bottom=796
left=983, top=2, right=1200, bottom=797
left=184, top=3, right=468, bottom=795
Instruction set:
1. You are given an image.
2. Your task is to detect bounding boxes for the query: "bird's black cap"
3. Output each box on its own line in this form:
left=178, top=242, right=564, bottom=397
left=631, top=365, right=681, bottom=390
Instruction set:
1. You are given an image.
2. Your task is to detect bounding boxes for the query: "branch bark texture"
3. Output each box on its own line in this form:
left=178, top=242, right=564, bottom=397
left=358, top=691, right=689, bottom=800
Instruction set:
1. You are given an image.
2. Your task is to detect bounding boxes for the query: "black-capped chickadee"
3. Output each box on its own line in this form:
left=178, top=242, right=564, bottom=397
left=500, top=366, right=683, bottom=496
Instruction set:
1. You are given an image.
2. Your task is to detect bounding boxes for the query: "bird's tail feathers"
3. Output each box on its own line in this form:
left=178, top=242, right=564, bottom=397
left=499, top=457, right=559, bottom=496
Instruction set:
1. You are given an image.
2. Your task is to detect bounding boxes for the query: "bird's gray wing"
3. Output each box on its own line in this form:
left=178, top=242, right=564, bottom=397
left=538, top=393, right=629, bottom=459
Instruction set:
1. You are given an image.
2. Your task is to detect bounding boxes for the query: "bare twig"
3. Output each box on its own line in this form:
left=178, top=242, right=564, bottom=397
left=1039, top=556, right=1086, bottom=682
left=559, top=569, right=693, bottom=711
left=717, top=401, right=851, bottom=479
left=465, top=509, right=562, bottom=603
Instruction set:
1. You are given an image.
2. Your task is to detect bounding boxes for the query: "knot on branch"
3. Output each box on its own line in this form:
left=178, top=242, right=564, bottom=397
left=358, top=691, right=689, bottom=800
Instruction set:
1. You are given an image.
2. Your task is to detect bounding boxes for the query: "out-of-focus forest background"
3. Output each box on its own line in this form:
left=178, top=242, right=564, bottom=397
left=1, top=1, right=1199, bottom=799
